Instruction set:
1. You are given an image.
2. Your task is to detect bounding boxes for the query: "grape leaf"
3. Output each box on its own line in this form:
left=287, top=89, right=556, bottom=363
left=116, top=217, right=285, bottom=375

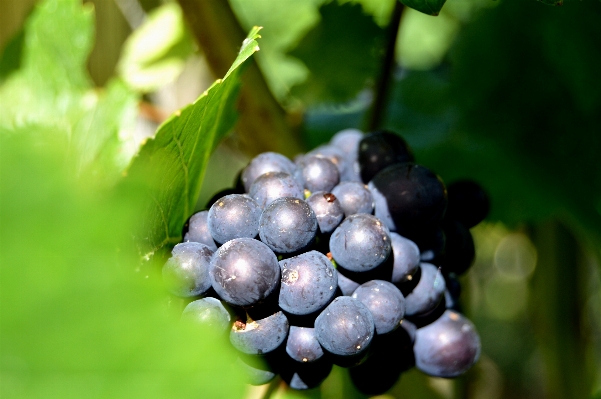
left=0, top=0, right=139, bottom=185
left=399, top=0, right=447, bottom=16
left=117, top=3, right=195, bottom=92
left=0, top=134, right=245, bottom=399
left=287, top=1, right=386, bottom=104
left=124, top=26, right=263, bottom=260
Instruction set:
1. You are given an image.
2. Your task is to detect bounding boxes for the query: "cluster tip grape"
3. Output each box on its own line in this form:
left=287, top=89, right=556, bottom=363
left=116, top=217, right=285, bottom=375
left=163, top=128, right=490, bottom=394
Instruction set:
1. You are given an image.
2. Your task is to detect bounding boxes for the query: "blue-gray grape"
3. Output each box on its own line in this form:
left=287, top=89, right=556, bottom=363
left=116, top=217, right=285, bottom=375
left=162, top=242, right=213, bottom=297
left=208, top=194, right=262, bottom=244
left=259, top=197, right=317, bottom=254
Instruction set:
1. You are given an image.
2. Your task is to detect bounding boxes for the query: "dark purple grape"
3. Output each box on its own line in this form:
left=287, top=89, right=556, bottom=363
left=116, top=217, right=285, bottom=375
left=446, top=179, right=490, bottom=228
left=329, top=214, right=391, bottom=273
left=230, top=311, right=289, bottom=355
left=314, top=297, right=375, bottom=358
left=390, top=232, right=420, bottom=284
left=408, top=226, right=446, bottom=263
left=182, top=211, right=218, bottom=251
left=404, top=263, right=446, bottom=317
left=210, top=238, right=280, bottom=307
left=352, top=280, right=405, bottom=335
left=280, top=357, right=333, bottom=390
left=331, top=181, right=374, bottom=217
left=286, top=326, right=324, bottom=363
left=440, top=219, right=475, bottom=275
left=295, top=155, right=340, bottom=193
left=249, top=172, right=304, bottom=209
left=306, top=192, right=344, bottom=234
left=162, top=242, right=213, bottom=297
left=181, top=297, right=232, bottom=333
left=259, top=197, right=318, bottom=254
left=413, top=310, right=481, bottom=377
left=358, top=130, right=414, bottom=183
left=279, top=251, right=337, bottom=316
left=369, top=163, right=447, bottom=235
left=241, top=152, right=297, bottom=192
left=207, top=194, right=262, bottom=244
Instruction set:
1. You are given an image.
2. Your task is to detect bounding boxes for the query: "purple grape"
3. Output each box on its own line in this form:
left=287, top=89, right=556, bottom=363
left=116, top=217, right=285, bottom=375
left=329, top=214, right=391, bottom=273
left=182, top=211, right=218, bottom=251
left=249, top=172, right=304, bottom=209
left=286, top=326, right=324, bottom=363
left=390, top=232, right=420, bottom=284
left=337, top=270, right=360, bottom=296
left=306, top=192, right=344, bottom=234
left=446, top=179, right=490, bottom=228
left=358, top=130, right=414, bottom=183
left=404, top=263, right=446, bottom=317
left=413, top=310, right=481, bottom=377
left=230, top=311, right=289, bottom=355
left=259, top=197, right=318, bottom=254
left=210, top=238, right=280, bottom=307
left=181, top=297, right=232, bottom=333
left=295, top=155, right=340, bottom=193
left=352, top=280, right=405, bottom=335
left=331, top=181, right=374, bottom=217
left=162, top=242, right=213, bottom=297
left=207, top=194, right=262, bottom=244
left=241, top=152, right=297, bottom=192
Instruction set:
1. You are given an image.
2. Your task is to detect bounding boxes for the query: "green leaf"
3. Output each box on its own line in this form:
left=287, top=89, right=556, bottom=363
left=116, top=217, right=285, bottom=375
left=0, top=0, right=140, bottom=185
left=124, top=27, right=263, bottom=260
left=399, top=0, right=447, bottom=16
left=0, top=28, right=24, bottom=82
left=0, top=134, right=245, bottom=399
left=288, top=1, right=386, bottom=104
left=117, top=3, right=195, bottom=92
left=537, top=0, right=563, bottom=5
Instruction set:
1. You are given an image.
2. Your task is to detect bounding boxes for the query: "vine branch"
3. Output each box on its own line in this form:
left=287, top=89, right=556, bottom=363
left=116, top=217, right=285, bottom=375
left=177, top=0, right=305, bottom=158
left=365, top=1, right=405, bottom=131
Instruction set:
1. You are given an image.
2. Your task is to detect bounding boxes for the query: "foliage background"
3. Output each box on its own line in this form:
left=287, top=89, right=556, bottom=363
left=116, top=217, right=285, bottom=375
left=1, top=0, right=600, bottom=399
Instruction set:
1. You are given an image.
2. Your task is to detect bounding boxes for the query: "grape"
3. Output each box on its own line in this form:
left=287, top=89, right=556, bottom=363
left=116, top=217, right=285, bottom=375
left=278, top=251, right=337, bottom=316
left=446, top=179, right=490, bottom=228
left=249, top=172, right=304, bottom=209
left=390, top=232, right=420, bottom=284
left=331, top=181, right=374, bottom=217
left=404, top=263, right=446, bottom=317
left=352, top=280, right=405, bottom=335
left=295, top=155, right=340, bottom=193
left=285, top=326, right=324, bottom=363
left=280, top=357, right=333, bottom=390
left=207, top=194, right=262, bottom=244
left=205, top=187, right=242, bottom=209
left=330, top=128, right=363, bottom=157
left=305, top=192, right=344, bottom=234
left=306, top=145, right=349, bottom=178
left=369, top=163, right=447, bottom=235
left=230, top=311, right=289, bottom=355
left=358, top=130, right=414, bottom=183
left=314, top=296, right=375, bottom=358
left=182, top=211, right=218, bottom=251
left=162, top=242, right=213, bottom=297
left=241, top=152, right=297, bottom=192
left=413, top=310, right=481, bottom=377
left=259, top=197, right=318, bottom=254
left=210, top=238, right=280, bottom=307
left=181, top=297, right=232, bottom=333
left=440, top=219, right=475, bottom=275
left=329, top=214, right=391, bottom=273
left=236, top=356, right=277, bottom=386
left=337, top=271, right=360, bottom=296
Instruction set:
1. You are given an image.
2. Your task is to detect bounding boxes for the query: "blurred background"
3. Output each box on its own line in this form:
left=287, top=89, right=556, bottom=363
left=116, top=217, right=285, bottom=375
left=1, top=0, right=600, bottom=398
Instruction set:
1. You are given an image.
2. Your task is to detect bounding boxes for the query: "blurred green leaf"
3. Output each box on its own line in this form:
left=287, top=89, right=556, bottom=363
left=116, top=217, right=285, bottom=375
left=538, top=0, right=563, bottom=5
left=0, top=133, right=245, bottom=399
left=399, top=0, right=446, bottom=16
left=0, top=0, right=140, bottom=185
left=117, top=3, right=195, bottom=92
left=288, top=1, right=386, bottom=104
left=124, top=26, right=263, bottom=260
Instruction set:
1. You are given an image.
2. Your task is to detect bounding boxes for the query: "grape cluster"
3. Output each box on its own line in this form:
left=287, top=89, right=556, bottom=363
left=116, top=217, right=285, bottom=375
left=163, top=129, right=489, bottom=394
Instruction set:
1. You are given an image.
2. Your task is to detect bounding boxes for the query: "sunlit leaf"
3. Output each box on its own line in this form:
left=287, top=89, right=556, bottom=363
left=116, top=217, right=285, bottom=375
left=0, top=0, right=140, bottom=185
left=124, top=26, right=263, bottom=260
left=117, top=3, right=195, bottom=92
